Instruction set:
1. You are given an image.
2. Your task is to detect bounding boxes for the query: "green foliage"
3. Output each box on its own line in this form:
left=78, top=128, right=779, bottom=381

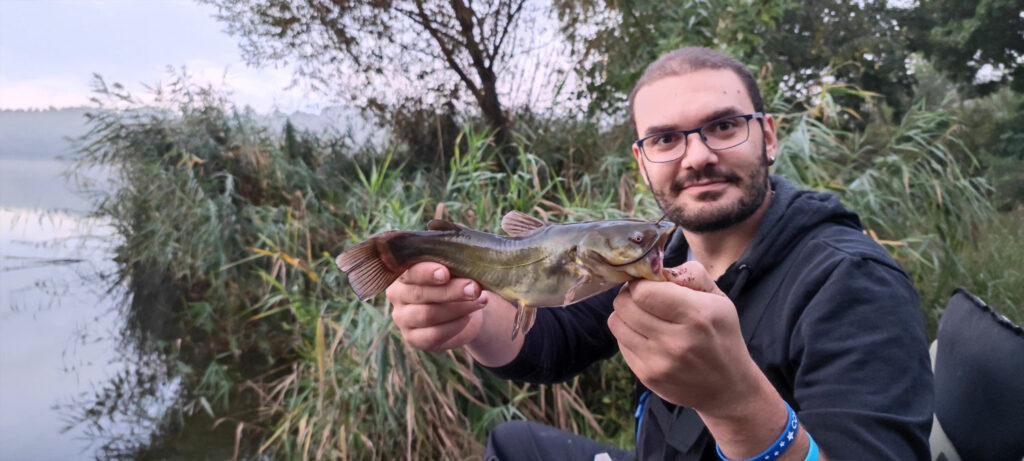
left=949, top=90, right=1024, bottom=210
left=555, top=0, right=788, bottom=115
left=200, top=0, right=556, bottom=148
left=905, top=0, right=1024, bottom=94
left=558, top=0, right=1022, bottom=124
left=762, top=1, right=917, bottom=111
left=69, top=64, right=1022, bottom=458
left=948, top=210, right=1024, bottom=324
left=69, top=74, right=662, bottom=458
left=67, top=74, right=355, bottom=456
left=904, top=61, right=1024, bottom=210
left=557, top=0, right=923, bottom=117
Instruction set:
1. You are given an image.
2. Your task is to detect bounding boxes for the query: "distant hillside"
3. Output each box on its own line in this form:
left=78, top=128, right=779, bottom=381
left=0, top=106, right=373, bottom=162
left=0, top=108, right=91, bottom=161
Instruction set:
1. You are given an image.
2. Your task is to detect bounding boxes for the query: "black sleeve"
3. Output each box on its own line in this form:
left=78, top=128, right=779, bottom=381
left=791, top=256, right=933, bottom=461
left=483, top=287, right=620, bottom=384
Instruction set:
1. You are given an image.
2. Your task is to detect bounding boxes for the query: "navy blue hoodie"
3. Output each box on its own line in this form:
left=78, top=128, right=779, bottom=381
left=487, top=176, right=934, bottom=460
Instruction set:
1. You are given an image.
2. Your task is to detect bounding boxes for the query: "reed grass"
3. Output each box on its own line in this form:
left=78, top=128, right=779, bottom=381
left=67, top=75, right=1020, bottom=459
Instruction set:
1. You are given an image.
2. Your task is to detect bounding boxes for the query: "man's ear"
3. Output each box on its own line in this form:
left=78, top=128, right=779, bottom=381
left=762, top=114, right=779, bottom=162
left=632, top=143, right=650, bottom=186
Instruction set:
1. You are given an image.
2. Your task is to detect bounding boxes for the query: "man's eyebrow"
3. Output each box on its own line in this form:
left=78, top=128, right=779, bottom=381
left=642, top=124, right=681, bottom=137
left=700, top=106, right=746, bottom=124
left=641, top=106, right=748, bottom=137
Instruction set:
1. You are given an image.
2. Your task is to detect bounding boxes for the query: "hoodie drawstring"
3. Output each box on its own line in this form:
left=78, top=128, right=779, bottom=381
left=728, top=264, right=753, bottom=300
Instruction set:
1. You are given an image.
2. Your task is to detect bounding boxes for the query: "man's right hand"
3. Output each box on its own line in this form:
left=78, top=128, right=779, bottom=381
left=386, top=262, right=489, bottom=351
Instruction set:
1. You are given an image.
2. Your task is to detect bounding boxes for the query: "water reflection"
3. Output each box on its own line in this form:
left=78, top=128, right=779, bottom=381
left=0, top=156, right=224, bottom=459
left=2, top=120, right=263, bottom=458
left=0, top=206, right=126, bottom=459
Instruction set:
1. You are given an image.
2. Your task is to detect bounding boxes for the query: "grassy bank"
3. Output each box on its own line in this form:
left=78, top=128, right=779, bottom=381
left=67, top=78, right=1021, bottom=459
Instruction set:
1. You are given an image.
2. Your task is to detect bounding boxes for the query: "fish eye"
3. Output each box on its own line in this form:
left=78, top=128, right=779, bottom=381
left=629, top=231, right=644, bottom=243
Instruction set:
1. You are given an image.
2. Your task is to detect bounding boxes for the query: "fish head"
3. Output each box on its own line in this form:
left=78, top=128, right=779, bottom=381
left=577, top=219, right=676, bottom=282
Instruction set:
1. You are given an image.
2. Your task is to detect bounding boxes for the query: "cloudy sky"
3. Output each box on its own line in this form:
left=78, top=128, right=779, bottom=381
left=0, top=0, right=331, bottom=112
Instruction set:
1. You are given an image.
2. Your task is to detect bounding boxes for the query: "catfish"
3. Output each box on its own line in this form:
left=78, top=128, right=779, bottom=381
left=336, top=211, right=676, bottom=339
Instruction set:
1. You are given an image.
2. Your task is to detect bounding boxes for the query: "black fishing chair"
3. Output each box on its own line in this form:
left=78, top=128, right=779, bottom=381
left=929, top=288, right=1024, bottom=461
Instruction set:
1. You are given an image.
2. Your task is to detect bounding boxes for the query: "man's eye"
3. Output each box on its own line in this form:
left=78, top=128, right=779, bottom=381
left=654, top=133, right=681, bottom=145
left=710, top=120, right=739, bottom=132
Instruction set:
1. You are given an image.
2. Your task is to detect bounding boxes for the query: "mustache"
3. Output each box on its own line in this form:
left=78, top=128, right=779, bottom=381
left=669, top=167, right=742, bottom=193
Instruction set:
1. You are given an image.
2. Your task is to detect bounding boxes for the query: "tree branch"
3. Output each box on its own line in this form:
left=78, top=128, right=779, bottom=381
left=490, top=0, right=526, bottom=64
left=413, top=0, right=484, bottom=103
left=450, top=0, right=492, bottom=72
left=394, top=5, right=468, bottom=49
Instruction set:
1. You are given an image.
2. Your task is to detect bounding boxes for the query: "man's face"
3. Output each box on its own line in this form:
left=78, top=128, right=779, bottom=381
left=631, top=69, right=777, bottom=233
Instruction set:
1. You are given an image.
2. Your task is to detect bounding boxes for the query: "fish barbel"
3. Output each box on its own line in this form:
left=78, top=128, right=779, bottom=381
left=336, top=211, right=676, bottom=339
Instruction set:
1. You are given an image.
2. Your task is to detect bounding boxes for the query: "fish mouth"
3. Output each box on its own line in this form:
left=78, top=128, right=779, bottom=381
left=645, top=230, right=671, bottom=279
left=605, top=223, right=676, bottom=270
left=650, top=248, right=664, bottom=275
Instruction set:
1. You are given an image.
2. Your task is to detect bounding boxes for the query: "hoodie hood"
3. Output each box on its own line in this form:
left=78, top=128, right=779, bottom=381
left=664, top=175, right=862, bottom=292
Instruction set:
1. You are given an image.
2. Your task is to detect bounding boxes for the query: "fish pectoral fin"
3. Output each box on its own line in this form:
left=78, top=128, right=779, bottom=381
left=510, top=303, right=538, bottom=340
left=563, top=273, right=592, bottom=305
left=501, top=211, right=547, bottom=237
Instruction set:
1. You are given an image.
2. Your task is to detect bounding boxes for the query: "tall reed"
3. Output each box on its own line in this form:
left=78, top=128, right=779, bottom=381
left=67, top=75, right=1015, bottom=459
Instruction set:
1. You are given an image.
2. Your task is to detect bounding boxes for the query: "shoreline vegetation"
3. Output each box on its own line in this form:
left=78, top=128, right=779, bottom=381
left=63, top=69, right=1023, bottom=459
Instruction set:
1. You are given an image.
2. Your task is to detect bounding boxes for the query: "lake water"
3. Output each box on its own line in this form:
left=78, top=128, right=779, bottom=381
left=0, top=158, right=124, bottom=459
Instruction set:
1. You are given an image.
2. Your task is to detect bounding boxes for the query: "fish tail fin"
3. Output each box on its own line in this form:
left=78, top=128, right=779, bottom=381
left=336, top=232, right=404, bottom=301
left=510, top=304, right=537, bottom=340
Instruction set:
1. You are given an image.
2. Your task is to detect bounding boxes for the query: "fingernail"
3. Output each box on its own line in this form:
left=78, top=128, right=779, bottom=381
left=477, top=293, right=488, bottom=306
left=464, top=283, right=478, bottom=299
left=434, top=268, right=446, bottom=282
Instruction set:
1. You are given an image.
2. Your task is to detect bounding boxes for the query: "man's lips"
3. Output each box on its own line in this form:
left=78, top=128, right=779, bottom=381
left=683, top=179, right=731, bottom=190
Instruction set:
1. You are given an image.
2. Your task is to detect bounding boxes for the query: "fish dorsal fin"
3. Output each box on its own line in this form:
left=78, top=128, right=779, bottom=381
left=427, top=219, right=464, bottom=231
left=501, top=211, right=547, bottom=236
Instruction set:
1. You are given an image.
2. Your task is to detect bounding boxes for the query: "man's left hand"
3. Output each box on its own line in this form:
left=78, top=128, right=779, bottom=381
left=608, top=261, right=769, bottom=419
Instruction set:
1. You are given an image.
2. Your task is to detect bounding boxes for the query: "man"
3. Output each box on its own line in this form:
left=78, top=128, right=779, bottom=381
left=385, top=47, right=933, bottom=460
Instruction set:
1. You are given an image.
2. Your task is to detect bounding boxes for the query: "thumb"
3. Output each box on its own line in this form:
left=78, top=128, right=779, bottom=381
left=664, top=261, right=727, bottom=297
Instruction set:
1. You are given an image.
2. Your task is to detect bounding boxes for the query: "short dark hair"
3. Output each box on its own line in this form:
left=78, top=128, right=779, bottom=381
left=628, top=47, right=764, bottom=136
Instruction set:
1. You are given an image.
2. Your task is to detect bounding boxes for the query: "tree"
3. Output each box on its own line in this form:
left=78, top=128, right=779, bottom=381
left=556, top=0, right=917, bottom=117
left=554, top=0, right=787, bottom=115
left=905, top=0, right=1024, bottom=95
left=762, top=0, right=915, bottom=111
left=201, top=0, right=536, bottom=149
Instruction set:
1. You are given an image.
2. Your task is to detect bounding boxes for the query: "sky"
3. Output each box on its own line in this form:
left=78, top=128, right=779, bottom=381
left=0, top=0, right=332, bottom=112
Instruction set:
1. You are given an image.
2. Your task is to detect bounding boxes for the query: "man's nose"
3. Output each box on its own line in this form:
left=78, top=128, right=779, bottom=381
left=678, top=132, right=718, bottom=170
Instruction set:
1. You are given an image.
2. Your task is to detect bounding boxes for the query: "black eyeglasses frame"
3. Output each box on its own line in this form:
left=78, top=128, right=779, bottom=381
left=635, top=112, right=765, bottom=164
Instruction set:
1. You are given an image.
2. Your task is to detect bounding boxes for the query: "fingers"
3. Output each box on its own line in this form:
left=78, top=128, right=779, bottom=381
left=608, top=310, right=649, bottom=343
left=392, top=296, right=487, bottom=329
left=388, top=262, right=481, bottom=306
left=398, top=261, right=450, bottom=285
left=385, top=262, right=492, bottom=352
left=388, top=279, right=481, bottom=306
left=614, top=328, right=649, bottom=378
left=609, top=311, right=659, bottom=389
left=404, top=310, right=482, bottom=351
left=664, top=261, right=727, bottom=297
left=617, top=268, right=724, bottom=326
left=611, top=285, right=665, bottom=335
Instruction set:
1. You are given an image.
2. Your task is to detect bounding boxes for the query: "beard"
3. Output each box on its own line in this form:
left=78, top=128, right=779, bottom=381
left=652, top=149, right=770, bottom=233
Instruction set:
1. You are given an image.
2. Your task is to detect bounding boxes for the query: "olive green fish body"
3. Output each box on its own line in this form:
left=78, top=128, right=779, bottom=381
left=385, top=227, right=583, bottom=306
left=336, top=211, right=676, bottom=338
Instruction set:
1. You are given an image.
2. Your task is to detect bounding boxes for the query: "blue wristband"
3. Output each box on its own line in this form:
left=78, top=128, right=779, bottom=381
left=804, top=431, right=819, bottom=461
left=634, top=390, right=652, bottom=446
left=715, top=401, right=800, bottom=461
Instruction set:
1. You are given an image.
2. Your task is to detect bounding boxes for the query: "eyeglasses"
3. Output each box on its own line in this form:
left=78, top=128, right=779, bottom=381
left=635, top=112, right=765, bottom=163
